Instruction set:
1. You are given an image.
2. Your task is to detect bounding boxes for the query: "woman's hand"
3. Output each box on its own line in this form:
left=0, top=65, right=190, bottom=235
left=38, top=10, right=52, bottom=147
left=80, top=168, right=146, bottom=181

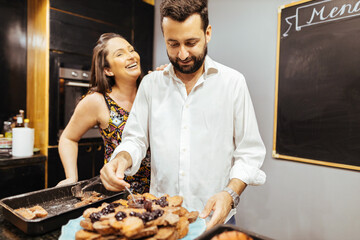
left=56, top=177, right=77, bottom=187
left=148, top=64, right=168, bottom=73
left=199, top=191, right=233, bottom=230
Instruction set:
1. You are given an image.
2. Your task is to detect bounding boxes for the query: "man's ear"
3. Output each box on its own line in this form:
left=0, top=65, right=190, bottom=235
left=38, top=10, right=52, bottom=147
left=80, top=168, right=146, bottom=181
left=205, top=24, right=212, bottom=44
left=104, top=67, right=114, bottom=76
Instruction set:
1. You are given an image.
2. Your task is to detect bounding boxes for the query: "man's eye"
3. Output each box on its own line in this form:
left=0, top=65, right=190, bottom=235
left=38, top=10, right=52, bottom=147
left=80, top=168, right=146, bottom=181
left=186, top=42, right=196, bottom=47
left=169, top=43, right=179, bottom=47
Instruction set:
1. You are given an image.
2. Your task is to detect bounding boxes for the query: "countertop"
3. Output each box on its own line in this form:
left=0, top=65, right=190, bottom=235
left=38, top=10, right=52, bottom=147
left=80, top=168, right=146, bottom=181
left=0, top=154, right=50, bottom=240
left=0, top=206, right=60, bottom=240
left=0, top=153, right=46, bottom=167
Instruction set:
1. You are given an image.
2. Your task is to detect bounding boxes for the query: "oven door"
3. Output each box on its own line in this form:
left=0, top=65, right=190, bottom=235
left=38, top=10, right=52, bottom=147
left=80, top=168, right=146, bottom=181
left=61, top=79, right=90, bottom=129
left=58, top=68, right=101, bottom=140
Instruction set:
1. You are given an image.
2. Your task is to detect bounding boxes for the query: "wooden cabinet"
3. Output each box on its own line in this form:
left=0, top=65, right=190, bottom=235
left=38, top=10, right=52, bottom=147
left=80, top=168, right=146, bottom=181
left=93, top=142, right=105, bottom=176
left=49, top=9, right=131, bottom=57
left=0, top=0, right=27, bottom=131
left=46, top=0, right=154, bottom=187
left=0, top=155, right=45, bottom=199
left=47, top=141, right=105, bottom=188
left=49, top=0, right=154, bottom=72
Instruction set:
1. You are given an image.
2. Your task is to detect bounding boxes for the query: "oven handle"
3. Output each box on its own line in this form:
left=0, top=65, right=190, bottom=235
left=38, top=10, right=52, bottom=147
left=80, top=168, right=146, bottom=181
left=65, top=81, right=91, bottom=88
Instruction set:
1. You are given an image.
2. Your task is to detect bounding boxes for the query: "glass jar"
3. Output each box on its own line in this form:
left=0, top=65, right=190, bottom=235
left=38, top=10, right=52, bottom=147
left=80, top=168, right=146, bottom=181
left=3, top=121, right=12, bottom=138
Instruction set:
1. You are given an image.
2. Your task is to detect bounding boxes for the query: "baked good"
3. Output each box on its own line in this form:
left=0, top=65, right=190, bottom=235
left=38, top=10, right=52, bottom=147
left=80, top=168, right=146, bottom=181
left=14, top=205, right=48, bottom=220
left=75, top=193, right=199, bottom=240
left=74, top=191, right=104, bottom=208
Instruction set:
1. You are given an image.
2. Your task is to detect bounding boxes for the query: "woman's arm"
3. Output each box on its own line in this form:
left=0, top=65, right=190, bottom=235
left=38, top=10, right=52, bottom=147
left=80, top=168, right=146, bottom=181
left=57, top=93, right=102, bottom=186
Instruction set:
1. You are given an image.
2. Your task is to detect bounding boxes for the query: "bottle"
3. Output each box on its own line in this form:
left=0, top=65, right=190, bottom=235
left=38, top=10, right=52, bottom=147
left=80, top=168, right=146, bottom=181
left=3, top=121, right=12, bottom=138
left=19, top=109, right=25, bottom=120
left=11, top=116, right=17, bottom=129
left=15, top=110, right=25, bottom=128
left=24, top=119, right=30, bottom=128
left=15, top=115, right=24, bottom=127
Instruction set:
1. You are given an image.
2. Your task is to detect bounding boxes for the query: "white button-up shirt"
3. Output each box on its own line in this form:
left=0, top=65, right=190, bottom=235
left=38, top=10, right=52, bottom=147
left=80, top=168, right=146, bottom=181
left=111, top=56, right=266, bottom=219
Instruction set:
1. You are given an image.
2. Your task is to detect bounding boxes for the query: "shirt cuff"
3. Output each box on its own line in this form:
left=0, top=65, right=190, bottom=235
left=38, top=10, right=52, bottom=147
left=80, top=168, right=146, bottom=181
left=109, top=141, right=141, bottom=176
left=230, top=163, right=266, bottom=186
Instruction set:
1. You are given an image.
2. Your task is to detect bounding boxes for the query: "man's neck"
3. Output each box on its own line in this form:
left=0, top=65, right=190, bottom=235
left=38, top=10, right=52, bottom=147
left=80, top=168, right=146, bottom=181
left=175, top=64, right=205, bottom=95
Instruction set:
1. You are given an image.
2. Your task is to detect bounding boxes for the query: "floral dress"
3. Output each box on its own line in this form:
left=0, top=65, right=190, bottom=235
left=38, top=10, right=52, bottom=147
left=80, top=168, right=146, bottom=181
left=99, top=93, right=151, bottom=193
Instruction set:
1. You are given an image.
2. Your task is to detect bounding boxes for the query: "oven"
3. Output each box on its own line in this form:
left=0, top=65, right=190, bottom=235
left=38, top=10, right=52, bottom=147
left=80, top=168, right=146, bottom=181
left=48, top=51, right=104, bottom=187
left=58, top=67, right=100, bottom=139
left=49, top=51, right=101, bottom=146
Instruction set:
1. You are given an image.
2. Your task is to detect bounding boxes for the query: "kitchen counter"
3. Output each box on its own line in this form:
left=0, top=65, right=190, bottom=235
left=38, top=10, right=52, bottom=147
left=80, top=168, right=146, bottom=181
left=0, top=206, right=60, bottom=240
left=0, top=154, right=46, bottom=201
left=0, top=154, right=54, bottom=239
left=0, top=153, right=45, bottom=167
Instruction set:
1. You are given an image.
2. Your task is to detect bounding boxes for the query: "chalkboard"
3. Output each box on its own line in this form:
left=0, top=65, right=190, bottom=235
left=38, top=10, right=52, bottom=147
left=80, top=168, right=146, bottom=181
left=273, top=0, right=360, bottom=171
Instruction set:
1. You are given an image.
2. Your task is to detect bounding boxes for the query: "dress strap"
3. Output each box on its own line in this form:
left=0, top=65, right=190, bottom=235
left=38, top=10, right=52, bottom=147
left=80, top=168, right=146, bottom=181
left=103, top=94, right=111, bottom=111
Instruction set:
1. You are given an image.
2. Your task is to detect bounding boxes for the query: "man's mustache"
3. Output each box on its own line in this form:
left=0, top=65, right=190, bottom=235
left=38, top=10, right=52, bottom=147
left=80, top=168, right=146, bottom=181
left=177, top=57, right=193, bottom=63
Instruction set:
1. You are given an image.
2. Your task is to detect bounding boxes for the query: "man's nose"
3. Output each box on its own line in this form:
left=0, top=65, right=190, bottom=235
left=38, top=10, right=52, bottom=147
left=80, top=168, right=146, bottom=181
left=178, top=46, right=189, bottom=60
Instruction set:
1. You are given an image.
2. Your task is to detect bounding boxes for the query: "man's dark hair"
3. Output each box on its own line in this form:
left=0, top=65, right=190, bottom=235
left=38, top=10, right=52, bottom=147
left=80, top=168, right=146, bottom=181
left=160, top=0, right=209, bottom=33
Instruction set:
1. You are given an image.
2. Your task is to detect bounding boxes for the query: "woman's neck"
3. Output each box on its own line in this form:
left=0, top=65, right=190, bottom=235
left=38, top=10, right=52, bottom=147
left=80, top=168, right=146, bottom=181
left=111, top=78, right=137, bottom=103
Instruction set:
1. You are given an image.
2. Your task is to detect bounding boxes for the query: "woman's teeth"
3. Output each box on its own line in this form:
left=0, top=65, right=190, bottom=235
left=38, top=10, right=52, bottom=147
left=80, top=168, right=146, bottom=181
left=126, top=63, right=137, bottom=69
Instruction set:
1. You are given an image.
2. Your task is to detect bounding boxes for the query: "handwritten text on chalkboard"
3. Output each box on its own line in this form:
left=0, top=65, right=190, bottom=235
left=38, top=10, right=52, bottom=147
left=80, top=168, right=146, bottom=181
left=283, top=0, right=360, bottom=37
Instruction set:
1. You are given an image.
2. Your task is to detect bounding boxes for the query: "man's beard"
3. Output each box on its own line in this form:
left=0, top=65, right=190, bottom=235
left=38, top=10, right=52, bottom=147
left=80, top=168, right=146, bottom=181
left=168, top=46, right=207, bottom=74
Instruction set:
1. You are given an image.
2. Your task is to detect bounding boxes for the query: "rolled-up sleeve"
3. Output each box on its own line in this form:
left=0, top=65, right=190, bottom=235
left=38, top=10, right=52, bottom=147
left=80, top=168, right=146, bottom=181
left=109, top=76, right=151, bottom=176
left=230, top=75, right=266, bottom=185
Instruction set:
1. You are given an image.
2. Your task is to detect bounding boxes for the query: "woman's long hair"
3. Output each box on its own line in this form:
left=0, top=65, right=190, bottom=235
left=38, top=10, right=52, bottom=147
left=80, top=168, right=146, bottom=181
left=89, top=33, right=142, bottom=94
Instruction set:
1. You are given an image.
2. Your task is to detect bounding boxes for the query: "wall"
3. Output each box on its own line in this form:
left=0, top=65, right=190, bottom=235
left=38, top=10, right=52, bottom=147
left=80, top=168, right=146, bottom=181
left=153, top=1, right=360, bottom=239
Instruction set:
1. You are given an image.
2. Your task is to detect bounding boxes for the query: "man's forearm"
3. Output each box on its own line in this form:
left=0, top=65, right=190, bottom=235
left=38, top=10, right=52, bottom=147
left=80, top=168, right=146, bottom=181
left=114, top=151, right=133, bottom=170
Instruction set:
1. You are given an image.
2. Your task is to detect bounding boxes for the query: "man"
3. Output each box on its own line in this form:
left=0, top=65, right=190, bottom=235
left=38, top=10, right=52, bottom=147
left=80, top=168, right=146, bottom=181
left=100, top=0, right=266, bottom=229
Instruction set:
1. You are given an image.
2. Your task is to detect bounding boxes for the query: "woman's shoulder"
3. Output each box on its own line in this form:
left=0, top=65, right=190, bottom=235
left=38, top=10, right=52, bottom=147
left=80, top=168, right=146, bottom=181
left=77, top=91, right=105, bottom=109
left=82, top=91, right=104, bottom=102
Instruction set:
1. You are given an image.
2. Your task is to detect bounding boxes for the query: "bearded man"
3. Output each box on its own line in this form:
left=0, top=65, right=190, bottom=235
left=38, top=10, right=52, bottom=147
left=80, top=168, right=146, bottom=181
left=100, top=0, right=266, bottom=230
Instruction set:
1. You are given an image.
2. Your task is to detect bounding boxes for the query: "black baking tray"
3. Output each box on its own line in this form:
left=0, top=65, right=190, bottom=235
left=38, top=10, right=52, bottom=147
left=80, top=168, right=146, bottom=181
left=0, top=180, right=127, bottom=235
left=196, top=224, right=273, bottom=240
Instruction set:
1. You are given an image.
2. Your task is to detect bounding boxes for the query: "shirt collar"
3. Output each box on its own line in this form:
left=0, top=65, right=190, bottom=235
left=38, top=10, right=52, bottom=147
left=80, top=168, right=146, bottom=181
left=163, top=55, right=219, bottom=80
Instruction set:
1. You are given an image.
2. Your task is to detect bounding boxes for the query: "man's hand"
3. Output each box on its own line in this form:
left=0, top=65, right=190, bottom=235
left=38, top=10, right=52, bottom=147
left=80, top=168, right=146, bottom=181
left=100, top=152, right=132, bottom=192
left=199, top=191, right=233, bottom=230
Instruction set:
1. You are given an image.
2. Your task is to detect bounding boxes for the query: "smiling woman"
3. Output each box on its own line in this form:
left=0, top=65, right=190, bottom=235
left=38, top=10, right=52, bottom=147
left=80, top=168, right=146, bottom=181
left=56, top=33, right=151, bottom=194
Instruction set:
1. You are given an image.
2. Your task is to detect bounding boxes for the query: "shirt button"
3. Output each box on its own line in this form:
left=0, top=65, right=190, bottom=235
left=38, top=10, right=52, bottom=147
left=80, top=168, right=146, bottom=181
left=182, top=148, right=186, bottom=152
left=180, top=171, right=185, bottom=176
left=185, top=104, right=189, bottom=108
left=183, top=125, right=188, bottom=129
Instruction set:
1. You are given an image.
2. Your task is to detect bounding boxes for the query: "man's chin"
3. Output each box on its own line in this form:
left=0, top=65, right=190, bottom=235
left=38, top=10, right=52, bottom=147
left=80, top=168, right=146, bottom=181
left=175, top=63, right=194, bottom=73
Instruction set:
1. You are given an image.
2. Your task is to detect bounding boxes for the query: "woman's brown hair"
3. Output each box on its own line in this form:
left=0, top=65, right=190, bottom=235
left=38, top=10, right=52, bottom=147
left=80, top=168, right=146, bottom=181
left=89, top=33, right=142, bottom=94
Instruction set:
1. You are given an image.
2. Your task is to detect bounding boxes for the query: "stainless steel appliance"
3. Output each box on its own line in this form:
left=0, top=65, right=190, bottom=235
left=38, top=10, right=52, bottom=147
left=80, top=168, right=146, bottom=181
left=48, top=51, right=102, bottom=145
left=58, top=67, right=101, bottom=140
left=47, top=52, right=104, bottom=187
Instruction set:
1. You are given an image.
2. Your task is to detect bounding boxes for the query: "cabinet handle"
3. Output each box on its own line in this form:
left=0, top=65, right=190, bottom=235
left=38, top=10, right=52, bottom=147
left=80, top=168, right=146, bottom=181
left=86, top=146, right=92, bottom=152
left=97, top=145, right=102, bottom=151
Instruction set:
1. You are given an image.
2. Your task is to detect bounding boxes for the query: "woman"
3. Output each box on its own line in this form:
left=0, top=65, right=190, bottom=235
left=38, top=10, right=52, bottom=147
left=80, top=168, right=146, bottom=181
left=56, top=33, right=150, bottom=193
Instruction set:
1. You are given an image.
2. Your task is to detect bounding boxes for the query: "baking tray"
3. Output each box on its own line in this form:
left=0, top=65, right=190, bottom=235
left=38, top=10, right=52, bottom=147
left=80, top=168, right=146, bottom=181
left=196, top=224, right=273, bottom=240
left=0, top=180, right=127, bottom=235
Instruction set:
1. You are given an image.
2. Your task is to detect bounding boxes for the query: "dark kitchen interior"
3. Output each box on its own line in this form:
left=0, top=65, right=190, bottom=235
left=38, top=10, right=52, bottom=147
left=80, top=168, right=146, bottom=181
left=0, top=0, right=154, bottom=238
left=1, top=0, right=359, bottom=239
left=0, top=0, right=154, bottom=195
